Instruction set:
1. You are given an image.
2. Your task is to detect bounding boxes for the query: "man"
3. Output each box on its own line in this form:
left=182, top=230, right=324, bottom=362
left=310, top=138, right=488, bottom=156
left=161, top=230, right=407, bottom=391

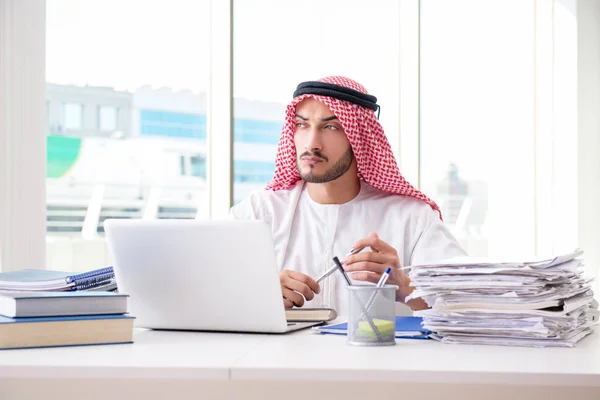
left=230, top=76, right=466, bottom=314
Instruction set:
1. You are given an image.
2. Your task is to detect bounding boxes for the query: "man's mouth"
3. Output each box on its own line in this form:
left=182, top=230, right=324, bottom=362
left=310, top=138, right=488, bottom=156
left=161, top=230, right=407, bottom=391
left=301, top=156, right=324, bottom=165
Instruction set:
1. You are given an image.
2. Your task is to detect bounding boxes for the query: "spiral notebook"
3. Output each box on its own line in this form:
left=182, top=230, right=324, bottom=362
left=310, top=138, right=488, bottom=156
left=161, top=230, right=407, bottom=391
left=313, top=316, right=431, bottom=339
left=0, top=267, right=115, bottom=291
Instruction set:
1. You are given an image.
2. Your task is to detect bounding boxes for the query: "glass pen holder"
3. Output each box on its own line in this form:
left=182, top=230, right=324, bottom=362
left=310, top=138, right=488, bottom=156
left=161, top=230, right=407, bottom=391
left=346, top=284, right=397, bottom=346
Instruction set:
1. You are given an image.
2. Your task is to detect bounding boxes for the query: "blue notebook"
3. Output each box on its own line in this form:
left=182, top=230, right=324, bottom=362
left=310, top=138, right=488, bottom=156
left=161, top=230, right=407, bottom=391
left=313, top=316, right=431, bottom=339
left=0, top=267, right=114, bottom=291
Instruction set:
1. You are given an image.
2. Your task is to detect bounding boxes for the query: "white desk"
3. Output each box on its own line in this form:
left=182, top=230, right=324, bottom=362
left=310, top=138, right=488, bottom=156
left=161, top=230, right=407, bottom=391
left=0, top=327, right=599, bottom=400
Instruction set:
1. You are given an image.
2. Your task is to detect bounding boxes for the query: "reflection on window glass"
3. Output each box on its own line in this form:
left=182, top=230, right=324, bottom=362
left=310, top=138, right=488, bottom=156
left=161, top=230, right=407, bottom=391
left=46, top=0, right=210, bottom=272
left=232, top=0, right=401, bottom=204
left=420, top=0, right=535, bottom=257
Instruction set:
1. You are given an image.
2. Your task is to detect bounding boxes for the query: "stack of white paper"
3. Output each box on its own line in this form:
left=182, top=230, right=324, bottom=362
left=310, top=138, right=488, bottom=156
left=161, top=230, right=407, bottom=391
left=406, top=249, right=597, bottom=347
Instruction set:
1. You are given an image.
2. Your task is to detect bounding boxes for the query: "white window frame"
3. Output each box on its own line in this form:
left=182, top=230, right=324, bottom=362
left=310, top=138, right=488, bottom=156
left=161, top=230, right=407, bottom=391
left=576, top=0, right=600, bottom=285
left=0, top=0, right=47, bottom=272
left=206, top=0, right=233, bottom=219
left=398, top=0, right=421, bottom=187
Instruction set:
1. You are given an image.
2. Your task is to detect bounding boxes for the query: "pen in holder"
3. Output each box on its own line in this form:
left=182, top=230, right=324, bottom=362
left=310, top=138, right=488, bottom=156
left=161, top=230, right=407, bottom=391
left=332, top=257, right=392, bottom=345
left=359, top=267, right=392, bottom=321
left=347, top=285, right=397, bottom=346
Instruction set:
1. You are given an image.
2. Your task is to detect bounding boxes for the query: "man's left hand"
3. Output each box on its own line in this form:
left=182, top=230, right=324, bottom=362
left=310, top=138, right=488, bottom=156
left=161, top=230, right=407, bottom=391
left=342, top=232, right=423, bottom=309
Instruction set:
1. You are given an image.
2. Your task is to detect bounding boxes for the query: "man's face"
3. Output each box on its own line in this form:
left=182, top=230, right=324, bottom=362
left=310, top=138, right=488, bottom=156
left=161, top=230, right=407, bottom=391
left=293, top=98, right=354, bottom=183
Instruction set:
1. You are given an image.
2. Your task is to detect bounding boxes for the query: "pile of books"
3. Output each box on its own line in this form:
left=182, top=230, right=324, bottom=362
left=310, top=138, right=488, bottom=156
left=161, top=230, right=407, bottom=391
left=406, top=249, right=597, bottom=347
left=0, top=267, right=133, bottom=350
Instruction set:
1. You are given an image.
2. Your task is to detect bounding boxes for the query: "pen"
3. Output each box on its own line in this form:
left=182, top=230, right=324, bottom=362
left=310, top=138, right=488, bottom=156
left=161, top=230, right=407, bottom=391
left=332, top=256, right=353, bottom=286
left=332, top=256, right=383, bottom=342
left=362, top=267, right=392, bottom=316
left=316, top=248, right=359, bottom=283
left=377, top=267, right=392, bottom=288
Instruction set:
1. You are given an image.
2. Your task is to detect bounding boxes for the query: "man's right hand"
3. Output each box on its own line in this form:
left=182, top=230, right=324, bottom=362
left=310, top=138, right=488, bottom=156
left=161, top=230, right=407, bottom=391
left=279, top=270, right=320, bottom=308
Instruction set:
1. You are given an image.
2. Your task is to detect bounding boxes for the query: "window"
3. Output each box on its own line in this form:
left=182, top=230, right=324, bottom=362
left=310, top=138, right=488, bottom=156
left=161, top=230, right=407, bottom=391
left=178, top=154, right=207, bottom=178
left=232, top=0, right=402, bottom=203
left=46, top=0, right=210, bottom=272
left=98, top=106, right=118, bottom=132
left=139, top=110, right=206, bottom=139
left=63, top=103, right=83, bottom=131
left=190, top=155, right=206, bottom=178
left=419, top=0, right=535, bottom=257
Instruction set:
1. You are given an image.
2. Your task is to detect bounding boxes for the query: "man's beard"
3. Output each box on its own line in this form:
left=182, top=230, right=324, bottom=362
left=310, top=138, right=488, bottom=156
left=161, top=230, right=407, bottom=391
left=297, top=147, right=354, bottom=183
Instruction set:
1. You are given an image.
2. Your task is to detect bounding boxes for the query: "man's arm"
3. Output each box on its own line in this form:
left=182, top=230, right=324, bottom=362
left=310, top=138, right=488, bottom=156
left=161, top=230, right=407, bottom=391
left=228, top=192, right=264, bottom=220
left=343, top=207, right=467, bottom=311
left=402, top=220, right=466, bottom=310
left=409, top=217, right=467, bottom=266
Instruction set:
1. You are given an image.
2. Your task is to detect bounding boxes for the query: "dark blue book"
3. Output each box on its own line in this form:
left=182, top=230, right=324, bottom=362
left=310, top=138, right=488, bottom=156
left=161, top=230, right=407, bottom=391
left=0, top=291, right=128, bottom=318
left=0, top=267, right=114, bottom=291
left=0, top=314, right=134, bottom=350
left=313, top=316, right=431, bottom=339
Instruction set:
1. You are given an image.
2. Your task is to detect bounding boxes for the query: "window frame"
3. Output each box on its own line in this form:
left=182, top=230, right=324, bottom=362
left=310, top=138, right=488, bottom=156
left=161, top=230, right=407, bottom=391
left=2, top=0, right=599, bottom=273
left=0, top=0, right=47, bottom=272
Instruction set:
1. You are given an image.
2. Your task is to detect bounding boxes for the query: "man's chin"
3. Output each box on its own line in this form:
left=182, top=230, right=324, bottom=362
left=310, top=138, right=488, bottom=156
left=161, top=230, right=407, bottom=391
left=299, top=172, right=331, bottom=184
left=300, top=165, right=322, bottom=175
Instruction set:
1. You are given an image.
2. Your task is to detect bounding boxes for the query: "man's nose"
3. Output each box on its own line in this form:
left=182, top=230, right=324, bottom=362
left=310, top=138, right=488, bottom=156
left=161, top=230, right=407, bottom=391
left=305, top=127, right=322, bottom=152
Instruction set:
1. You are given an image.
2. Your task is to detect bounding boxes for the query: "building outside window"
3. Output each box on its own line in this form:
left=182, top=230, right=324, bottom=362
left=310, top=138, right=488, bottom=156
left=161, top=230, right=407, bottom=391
left=46, top=0, right=211, bottom=271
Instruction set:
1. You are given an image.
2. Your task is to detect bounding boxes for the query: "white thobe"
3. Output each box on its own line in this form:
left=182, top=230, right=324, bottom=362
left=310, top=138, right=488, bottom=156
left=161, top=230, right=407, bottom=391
left=229, top=180, right=466, bottom=316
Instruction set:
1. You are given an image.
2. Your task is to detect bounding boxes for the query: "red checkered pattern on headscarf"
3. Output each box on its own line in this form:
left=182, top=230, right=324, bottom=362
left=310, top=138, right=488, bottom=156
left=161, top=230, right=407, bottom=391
left=266, top=76, right=441, bottom=219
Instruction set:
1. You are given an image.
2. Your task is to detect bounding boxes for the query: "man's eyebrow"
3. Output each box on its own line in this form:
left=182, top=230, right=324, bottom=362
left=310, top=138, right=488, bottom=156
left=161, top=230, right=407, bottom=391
left=294, top=114, right=338, bottom=122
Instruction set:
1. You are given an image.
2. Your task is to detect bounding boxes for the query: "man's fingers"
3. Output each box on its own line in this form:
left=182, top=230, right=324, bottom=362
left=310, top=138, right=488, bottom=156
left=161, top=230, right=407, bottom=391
left=287, top=271, right=320, bottom=294
left=343, top=251, right=390, bottom=267
left=344, top=261, right=391, bottom=274
left=283, top=298, right=294, bottom=308
left=351, top=271, right=381, bottom=284
left=279, top=270, right=320, bottom=308
left=282, top=288, right=305, bottom=307
left=352, top=235, right=396, bottom=254
left=285, top=278, right=316, bottom=301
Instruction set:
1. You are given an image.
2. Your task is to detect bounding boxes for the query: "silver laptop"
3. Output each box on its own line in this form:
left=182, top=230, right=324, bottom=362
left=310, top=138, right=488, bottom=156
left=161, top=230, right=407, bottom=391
left=103, top=218, right=321, bottom=333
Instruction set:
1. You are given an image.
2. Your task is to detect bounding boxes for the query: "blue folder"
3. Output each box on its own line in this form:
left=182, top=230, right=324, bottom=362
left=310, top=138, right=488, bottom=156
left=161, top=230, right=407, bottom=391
left=314, top=316, right=431, bottom=339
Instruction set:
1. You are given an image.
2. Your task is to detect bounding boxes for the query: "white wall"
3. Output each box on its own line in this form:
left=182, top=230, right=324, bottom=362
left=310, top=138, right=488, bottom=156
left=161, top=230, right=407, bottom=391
left=577, top=0, right=600, bottom=278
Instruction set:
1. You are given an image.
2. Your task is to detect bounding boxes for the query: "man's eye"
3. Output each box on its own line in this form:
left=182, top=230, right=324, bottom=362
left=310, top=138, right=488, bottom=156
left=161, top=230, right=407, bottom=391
left=295, top=122, right=306, bottom=128
left=325, top=125, right=339, bottom=130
